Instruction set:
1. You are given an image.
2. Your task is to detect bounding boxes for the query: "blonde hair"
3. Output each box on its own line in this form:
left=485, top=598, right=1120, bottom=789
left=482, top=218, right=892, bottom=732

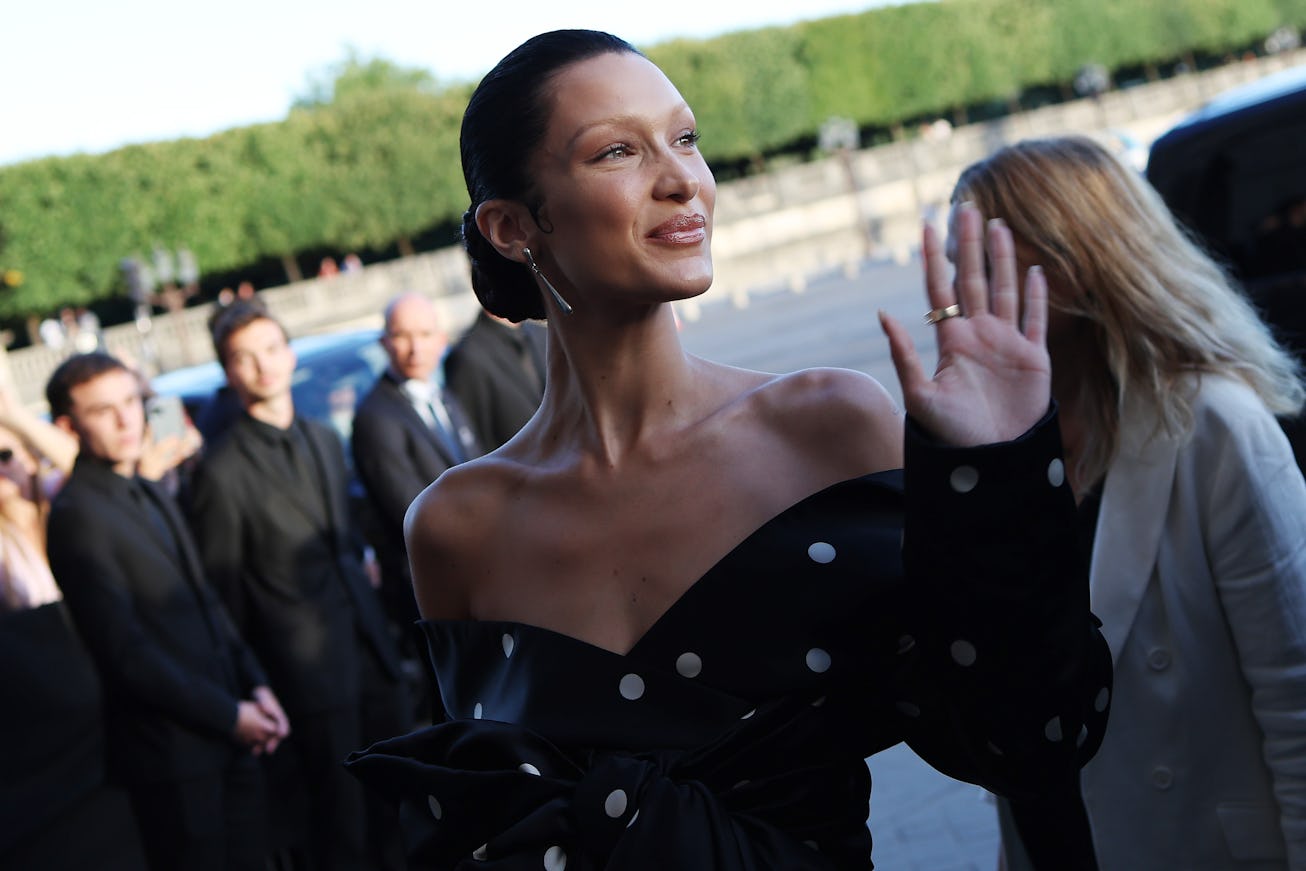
left=953, top=135, right=1304, bottom=492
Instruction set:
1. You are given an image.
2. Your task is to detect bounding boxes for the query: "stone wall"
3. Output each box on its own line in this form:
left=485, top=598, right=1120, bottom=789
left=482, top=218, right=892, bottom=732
left=9, top=49, right=1304, bottom=408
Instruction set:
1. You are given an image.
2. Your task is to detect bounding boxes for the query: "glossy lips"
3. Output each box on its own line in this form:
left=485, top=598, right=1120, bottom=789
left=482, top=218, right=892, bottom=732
left=648, top=214, right=707, bottom=245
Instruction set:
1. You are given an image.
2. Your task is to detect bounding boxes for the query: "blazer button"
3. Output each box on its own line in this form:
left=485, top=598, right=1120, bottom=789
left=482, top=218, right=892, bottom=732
left=1146, top=647, right=1171, bottom=671
left=1150, top=766, right=1174, bottom=790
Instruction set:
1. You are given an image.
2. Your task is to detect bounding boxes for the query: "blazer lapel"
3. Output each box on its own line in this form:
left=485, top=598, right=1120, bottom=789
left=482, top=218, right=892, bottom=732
left=146, top=479, right=211, bottom=589
left=382, top=377, right=462, bottom=466
left=1090, top=397, right=1181, bottom=664
left=81, top=461, right=188, bottom=577
left=300, top=420, right=344, bottom=536
left=140, top=478, right=226, bottom=645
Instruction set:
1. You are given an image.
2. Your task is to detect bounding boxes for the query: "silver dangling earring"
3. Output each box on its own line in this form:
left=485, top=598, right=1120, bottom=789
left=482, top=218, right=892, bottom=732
left=522, top=247, right=573, bottom=316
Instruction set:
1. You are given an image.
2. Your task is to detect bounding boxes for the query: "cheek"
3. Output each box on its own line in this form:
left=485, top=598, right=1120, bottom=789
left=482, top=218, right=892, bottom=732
left=697, top=162, right=718, bottom=210
left=552, top=177, right=639, bottom=233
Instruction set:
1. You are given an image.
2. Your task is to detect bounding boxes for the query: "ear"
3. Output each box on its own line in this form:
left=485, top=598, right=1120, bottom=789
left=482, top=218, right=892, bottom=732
left=53, top=414, right=79, bottom=441
left=475, top=199, right=535, bottom=263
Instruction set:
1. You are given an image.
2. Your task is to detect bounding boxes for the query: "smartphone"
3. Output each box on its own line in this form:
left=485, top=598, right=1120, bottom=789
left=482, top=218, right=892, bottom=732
left=145, top=394, right=188, bottom=442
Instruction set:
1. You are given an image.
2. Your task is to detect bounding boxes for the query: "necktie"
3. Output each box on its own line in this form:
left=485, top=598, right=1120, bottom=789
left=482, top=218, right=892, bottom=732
left=427, top=395, right=465, bottom=464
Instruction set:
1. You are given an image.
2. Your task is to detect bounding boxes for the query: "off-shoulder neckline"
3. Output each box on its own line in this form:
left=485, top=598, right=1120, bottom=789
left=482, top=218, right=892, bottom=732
left=420, top=469, right=902, bottom=658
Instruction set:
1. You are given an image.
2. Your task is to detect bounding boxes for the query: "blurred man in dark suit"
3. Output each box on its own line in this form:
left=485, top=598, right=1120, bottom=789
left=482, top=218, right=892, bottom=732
left=187, top=304, right=406, bottom=871
left=352, top=293, right=481, bottom=640
left=46, top=351, right=287, bottom=871
left=444, top=309, right=547, bottom=450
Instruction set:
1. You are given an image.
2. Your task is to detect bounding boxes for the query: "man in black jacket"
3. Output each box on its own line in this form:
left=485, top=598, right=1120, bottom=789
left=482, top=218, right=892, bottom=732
left=444, top=308, right=547, bottom=451
left=352, top=292, right=481, bottom=639
left=46, top=351, right=288, bottom=871
left=187, top=303, right=406, bottom=871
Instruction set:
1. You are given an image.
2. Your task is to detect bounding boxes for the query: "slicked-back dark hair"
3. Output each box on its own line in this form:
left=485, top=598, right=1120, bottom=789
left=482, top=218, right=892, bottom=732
left=459, top=30, right=641, bottom=322
left=45, top=352, right=132, bottom=419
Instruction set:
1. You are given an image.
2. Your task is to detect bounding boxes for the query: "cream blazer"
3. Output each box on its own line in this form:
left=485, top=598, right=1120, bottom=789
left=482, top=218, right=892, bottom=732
left=1082, top=375, right=1306, bottom=870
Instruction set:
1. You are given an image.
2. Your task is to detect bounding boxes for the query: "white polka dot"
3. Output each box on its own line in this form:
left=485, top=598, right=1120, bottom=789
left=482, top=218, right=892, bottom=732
left=604, top=789, right=628, bottom=818
left=805, top=648, right=831, bottom=673
left=502, top=633, right=515, bottom=658
left=473, top=702, right=483, bottom=720
left=1047, top=458, right=1066, bottom=488
left=896, top=700, right=921, bottom=718
left=626, top=809, right=640, bottom=829
left=1094, top=687, right=1110, bottom=712
left=950, top=639, right=977, bottom=667
left=543, top=845, right=567, bottom=871
left=519, top=763, right=541, bottom=776
left=740, top=708, right=755, bottom=720
left=807, top=541, right=836, bottom=564
left=676, top=652, right=702, bottom=678
left=473, top=844, right=488, bottom=861
left=619, top=674, right=645, bottom=701
left=1076, top=725, right=1089, bottom=747
left=427, top=795, right=443, bottom=820
left=1045, top=716, right=1063, bottom=742
left=950, top=465, right=979, bottom=493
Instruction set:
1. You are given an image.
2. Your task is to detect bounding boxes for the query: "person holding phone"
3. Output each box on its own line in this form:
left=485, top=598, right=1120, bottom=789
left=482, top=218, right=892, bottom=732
left=0, top=379, right=148, bottom=870
left=139, top=387, right=203, bottom=489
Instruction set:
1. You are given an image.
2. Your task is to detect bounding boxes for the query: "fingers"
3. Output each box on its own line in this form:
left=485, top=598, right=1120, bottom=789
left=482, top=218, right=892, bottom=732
left=922, top=222, right=955, bottom=313
left=987, top=219, right=1018, bottom=323
left=880, top=310, right=930, bottom=404
left=953, top=202, right=987, bottom=317
left=1022, top=265, right=1048, bottom=346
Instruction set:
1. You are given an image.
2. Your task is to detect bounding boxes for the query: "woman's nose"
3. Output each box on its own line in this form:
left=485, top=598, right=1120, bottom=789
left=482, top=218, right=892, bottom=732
left=655, top=154, right=701, bottom=203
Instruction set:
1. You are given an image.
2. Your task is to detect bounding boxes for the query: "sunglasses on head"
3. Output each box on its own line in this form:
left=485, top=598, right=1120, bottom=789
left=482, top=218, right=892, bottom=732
left=0, top=448, right=13, bottom=463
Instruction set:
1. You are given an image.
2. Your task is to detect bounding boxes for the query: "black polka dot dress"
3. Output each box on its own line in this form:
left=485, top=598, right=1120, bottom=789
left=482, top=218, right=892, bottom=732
left=347, top=410, right=1113, bottom=870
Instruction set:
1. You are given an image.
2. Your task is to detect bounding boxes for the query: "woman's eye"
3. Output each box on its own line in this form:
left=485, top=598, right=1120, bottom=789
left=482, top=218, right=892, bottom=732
left=600, top=144, right=631, bottom=160
left=677, top=130, right=701, bottom=147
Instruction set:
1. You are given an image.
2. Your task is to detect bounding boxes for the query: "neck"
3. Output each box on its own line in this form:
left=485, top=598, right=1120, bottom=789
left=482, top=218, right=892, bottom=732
left=245, top=394, right=295, bottom=429
left=537, top=304, right=703, bottom=466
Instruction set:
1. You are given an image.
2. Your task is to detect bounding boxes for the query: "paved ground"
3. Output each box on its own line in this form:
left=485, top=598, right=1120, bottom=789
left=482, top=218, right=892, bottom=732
left=866, top=744, right=1001, bottom=871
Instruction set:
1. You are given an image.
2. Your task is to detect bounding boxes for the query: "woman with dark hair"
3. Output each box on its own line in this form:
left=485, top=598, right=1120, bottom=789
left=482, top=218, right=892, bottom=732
left=348, top=31, right=1112, bottom=869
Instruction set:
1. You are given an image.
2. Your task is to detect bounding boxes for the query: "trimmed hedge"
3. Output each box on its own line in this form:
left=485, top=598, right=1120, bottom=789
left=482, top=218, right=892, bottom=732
left=1, top=0, right=1303, bottom=319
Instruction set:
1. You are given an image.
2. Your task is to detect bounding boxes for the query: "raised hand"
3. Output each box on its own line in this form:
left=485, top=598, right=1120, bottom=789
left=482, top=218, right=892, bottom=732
left=880, top=202, right=1051, bottom=446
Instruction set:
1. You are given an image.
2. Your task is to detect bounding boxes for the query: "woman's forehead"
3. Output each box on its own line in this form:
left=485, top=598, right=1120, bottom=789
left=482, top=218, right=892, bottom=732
left=544, top=53, right=688, bottom=139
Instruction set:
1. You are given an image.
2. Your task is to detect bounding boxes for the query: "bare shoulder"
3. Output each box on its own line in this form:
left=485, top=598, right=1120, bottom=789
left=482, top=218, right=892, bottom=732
left=750, top=367, right=904, bottom=474
left=403, top=455, right=525, bottom=620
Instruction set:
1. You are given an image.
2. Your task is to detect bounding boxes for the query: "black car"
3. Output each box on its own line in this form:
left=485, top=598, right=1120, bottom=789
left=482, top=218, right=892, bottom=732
left=1147, top=63, right=1306, bottom=465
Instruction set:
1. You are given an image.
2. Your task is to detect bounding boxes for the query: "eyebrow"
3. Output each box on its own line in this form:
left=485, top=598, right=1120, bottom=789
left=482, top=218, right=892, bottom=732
left=564, top=102, right=694, bottom=153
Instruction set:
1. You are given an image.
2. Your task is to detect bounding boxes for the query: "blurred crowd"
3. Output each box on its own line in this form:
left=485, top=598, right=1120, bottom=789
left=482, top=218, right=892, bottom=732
left=1, top=292, right=545, bottom=871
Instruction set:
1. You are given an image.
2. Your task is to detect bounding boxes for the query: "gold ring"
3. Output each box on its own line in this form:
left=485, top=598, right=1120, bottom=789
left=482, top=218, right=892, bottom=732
left=923, top=304, right=962, bottom=325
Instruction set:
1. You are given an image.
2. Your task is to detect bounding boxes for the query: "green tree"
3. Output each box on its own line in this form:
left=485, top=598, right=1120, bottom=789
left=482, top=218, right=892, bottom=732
left=294, top=49, right=440, bottom=109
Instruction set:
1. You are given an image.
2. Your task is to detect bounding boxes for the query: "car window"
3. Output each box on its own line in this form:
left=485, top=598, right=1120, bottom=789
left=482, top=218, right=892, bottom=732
left=291, top=338, right=389, bottom=447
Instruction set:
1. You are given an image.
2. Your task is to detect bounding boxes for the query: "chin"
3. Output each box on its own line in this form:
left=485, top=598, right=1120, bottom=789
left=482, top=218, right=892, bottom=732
left=671, top=265, right=714, bottom=299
